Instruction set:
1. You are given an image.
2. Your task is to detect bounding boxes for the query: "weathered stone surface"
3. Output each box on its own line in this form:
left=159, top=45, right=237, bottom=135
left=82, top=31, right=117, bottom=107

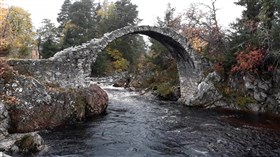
left=243, top=75, right=271, bottom=99
left=15, top=133, right=45, bottom=155
left=190, top=81, right=222, bottom=107
left=0, top=102, right=9, bottom=140
left=0, top=152, right=11, bottom=157
left=128, top=80, right=142, bottom=89
left=0, top=68, right=108, bottom=133
left=113, top=79, right=127, bottom=87
left=190, top=72, right=223, bottom=107
left=0, top=132, right=43, bottom=156
left=7, top=89, right=86, bottom=133
left=190, top=71, right=280, bottom=114
left=253, top=91, right=267, bottom=102
left=258, top=82, right=269, bottom=91
left=245, top=103, right=260, bottom=112
left=85, top=84, right=108, bottom=116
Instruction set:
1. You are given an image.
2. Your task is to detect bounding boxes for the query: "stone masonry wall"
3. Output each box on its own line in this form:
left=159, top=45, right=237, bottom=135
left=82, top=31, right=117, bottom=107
left=7, top=26, right=200, bottom=104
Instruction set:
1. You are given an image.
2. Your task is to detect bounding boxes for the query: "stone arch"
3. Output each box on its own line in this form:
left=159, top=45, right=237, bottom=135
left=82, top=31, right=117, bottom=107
left=52, top=26, right=201, bottom=104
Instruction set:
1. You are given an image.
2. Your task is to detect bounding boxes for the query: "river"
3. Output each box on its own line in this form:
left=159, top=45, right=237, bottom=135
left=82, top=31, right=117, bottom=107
left=39, top=86, right=280, bottom=157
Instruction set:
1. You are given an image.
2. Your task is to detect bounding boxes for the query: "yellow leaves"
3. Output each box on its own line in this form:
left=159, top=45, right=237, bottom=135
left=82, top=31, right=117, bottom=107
left=0, top=6, right=35, bottom=58
left=191, top=36, right=207, bottom=53
left=106, top=48, right=129, bottom=72
left=112, top=58, right=129, bottom=72
left=183, top=27, right=207, bottom=53
left=0, top=7, right=8, bottom=23
left=107, top=48, right=123, bottom=60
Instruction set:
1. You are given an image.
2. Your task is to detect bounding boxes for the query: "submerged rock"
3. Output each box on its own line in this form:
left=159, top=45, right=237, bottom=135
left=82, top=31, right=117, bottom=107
left=113, top=78, right=128, bottom=87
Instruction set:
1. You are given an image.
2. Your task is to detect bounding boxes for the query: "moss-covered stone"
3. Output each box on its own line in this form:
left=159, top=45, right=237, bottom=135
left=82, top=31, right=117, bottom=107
left=15, top=133, right=45, bottom=155
left=235, top=96, right=256, bottom=107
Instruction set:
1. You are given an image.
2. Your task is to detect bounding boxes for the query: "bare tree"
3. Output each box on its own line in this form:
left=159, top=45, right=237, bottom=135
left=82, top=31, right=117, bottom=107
left=182, top=0, right=226, bottom=61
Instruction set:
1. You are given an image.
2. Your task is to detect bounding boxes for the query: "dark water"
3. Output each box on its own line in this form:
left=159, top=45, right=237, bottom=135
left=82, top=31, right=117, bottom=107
left=40, top=86, right=280, bottom=157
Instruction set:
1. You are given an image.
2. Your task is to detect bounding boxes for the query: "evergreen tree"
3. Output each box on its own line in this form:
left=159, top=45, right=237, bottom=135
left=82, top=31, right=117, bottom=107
left=229, top=0, right=280, bottom=74
left=96, top=0, right=140, bottom=34
left=37, top=19, right=59, bottom=58
left=150, top=3, right=180, bottom=62
left=57, top=0, right=72, bottom=30
left=61, top=0, right=97, bottom=48
left=145, top=3, right=181, bottom=90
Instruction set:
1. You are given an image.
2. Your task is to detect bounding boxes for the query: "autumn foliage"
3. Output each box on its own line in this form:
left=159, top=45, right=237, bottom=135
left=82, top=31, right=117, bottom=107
left=0, top=6, right=35, bottom=58
left=231, top=48, right=265, bottom=74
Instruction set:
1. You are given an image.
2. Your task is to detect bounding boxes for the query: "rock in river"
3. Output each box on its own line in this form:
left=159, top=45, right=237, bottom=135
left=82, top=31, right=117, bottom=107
left=85, top=84, right=108, bottom=116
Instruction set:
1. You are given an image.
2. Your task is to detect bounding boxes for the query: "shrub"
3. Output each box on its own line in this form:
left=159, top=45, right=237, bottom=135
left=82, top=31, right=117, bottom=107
left=231, top=48, right=265, bottom=74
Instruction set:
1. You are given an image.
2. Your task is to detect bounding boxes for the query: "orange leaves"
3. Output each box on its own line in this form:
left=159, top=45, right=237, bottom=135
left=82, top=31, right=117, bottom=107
left=0, top=6, right=35, bottom=58
left=231, top=48, right=265, bottom=74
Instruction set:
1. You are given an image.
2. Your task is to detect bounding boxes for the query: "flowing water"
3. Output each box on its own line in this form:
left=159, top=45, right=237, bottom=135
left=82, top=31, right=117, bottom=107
left=39, top=86, right=280, bottom=157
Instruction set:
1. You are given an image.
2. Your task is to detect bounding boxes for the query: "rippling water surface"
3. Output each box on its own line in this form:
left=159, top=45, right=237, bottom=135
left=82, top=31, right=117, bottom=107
left=40, top=86, right=280, bottom=157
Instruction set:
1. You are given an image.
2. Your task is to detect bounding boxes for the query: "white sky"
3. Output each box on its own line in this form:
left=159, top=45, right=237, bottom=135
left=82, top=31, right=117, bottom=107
left=5, top=0, right=244, bottom=29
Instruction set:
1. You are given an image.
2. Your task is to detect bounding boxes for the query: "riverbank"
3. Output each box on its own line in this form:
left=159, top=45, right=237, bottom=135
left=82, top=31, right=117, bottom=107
left=0, top=60, right=108, bottom=156
left=189, top=71, right=280, bottom=115
left=110, top=70, right=280, bottom=116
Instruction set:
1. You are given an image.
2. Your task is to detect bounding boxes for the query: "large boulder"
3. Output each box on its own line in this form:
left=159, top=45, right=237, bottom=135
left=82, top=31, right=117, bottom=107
left=1, top=73, right=87, bottom=133
left=1, top=69, right=108, bottom=133
left=85, top=84, right=108, bottom=116
left=7, top=88, right=87, bottom=133
left=190, top=72, right=223, bottom=107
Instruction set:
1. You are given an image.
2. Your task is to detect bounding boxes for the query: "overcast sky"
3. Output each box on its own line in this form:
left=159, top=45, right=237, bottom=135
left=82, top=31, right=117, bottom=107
left=5, top=0, right=244, bottom=29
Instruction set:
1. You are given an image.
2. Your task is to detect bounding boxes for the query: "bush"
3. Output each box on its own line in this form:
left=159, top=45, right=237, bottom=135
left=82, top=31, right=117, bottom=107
left=231, top=48, right=265, bottom=74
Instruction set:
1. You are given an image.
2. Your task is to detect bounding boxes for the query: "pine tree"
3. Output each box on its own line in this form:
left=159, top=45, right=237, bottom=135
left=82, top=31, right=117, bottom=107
left=61, top=0, right=97, bottom=48
left=57, top=0, right=72, bottom=30
left=37, top=19, right=59, bottom=58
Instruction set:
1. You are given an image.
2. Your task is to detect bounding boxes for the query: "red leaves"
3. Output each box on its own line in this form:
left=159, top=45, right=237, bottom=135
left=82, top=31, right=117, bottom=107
left=231, top=48, right=265, bottom=74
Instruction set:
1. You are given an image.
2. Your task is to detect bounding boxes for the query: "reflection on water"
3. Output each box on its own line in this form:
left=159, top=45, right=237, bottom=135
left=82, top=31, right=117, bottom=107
left=40, top=86, right=280, bottom=157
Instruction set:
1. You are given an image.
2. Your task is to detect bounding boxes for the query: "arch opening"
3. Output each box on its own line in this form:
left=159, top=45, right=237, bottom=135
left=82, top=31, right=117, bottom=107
left=88, top=26, right=197, bottom=103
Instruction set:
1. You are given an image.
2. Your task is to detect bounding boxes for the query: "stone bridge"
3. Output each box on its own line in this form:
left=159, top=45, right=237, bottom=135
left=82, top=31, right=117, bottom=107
left=9, top=26, right=202, bottom=104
